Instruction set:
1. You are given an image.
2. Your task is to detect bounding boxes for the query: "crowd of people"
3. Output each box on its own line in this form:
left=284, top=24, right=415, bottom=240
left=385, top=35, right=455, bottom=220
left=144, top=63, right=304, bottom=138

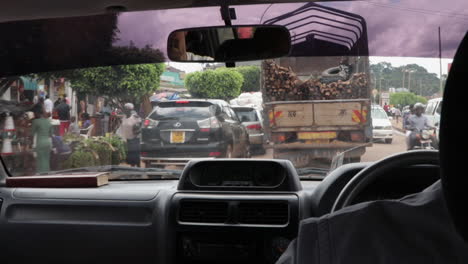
left=25, top=94, right=144, bottom=174
left=383, top=102, right=402, bottom=123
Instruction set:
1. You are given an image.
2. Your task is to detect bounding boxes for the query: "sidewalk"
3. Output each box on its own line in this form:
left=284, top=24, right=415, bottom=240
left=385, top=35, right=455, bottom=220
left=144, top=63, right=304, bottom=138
left=391, top=119, right=405, bottom=133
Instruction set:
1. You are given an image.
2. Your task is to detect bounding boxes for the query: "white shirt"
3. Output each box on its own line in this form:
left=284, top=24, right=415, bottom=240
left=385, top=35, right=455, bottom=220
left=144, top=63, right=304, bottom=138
left=44, top=99, right=53, bottom=113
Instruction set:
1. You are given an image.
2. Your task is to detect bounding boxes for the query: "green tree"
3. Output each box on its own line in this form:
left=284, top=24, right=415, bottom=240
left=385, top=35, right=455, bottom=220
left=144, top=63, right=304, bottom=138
left=185, top=68, right=243, bottom=100
left=232, top=66, right=261, bottom=92
left=61, top=63, right=165, bottom=107
left=370, top=62, right=442, bottom=97
left=390, top=92, right=427, bottom=107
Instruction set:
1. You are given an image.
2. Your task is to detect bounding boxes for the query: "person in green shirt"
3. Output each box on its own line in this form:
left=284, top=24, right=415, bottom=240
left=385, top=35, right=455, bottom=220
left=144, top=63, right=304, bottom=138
left=32, top=107, right=53, bottom=173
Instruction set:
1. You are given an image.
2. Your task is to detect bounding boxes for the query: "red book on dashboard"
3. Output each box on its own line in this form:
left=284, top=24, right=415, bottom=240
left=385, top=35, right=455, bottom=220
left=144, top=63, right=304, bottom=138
left=5, top=173, right=109, bottom=188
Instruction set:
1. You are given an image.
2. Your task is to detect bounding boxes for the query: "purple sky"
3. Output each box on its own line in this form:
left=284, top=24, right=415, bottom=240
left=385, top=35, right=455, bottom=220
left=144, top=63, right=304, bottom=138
left=114, top=0, right=468, bottom=59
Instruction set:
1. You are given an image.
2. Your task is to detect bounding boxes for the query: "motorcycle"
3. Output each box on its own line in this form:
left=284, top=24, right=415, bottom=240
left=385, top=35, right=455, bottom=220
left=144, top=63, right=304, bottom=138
left=408, top=128, right=437, bottom=150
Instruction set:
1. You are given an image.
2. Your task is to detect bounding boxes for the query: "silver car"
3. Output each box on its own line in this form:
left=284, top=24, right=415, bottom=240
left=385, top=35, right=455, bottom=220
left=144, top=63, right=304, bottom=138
left=232, top=106, right=266, bottom=154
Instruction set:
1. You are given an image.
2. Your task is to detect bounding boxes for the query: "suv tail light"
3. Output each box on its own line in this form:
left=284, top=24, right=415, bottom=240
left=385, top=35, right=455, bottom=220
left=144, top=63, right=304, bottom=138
left=246, top=124, right=262, bottom=130
left=197, top=117, right=221, bottom=130
left=144, top=119, right=159, bottom=128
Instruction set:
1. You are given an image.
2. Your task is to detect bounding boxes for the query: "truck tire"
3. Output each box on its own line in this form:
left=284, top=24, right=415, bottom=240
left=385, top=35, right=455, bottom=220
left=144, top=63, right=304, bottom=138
left=224, top=144, right=233, bottom=158
left=385, top=138, right=393, bottom=144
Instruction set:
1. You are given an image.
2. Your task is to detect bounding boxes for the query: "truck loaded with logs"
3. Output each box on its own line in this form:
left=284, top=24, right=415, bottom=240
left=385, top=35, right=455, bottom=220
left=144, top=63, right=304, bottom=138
left=261, top=3, right=372, bottom=168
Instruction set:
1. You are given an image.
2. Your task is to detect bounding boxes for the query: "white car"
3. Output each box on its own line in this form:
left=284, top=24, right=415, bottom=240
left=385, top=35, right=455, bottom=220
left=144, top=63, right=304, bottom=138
left=372, top=105, right=393, bottom=144
left=425, top=97, right=442, bottom=144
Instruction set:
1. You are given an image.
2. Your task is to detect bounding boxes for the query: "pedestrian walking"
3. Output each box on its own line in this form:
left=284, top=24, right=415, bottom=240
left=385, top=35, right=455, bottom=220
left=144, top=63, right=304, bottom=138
left=31, top=107, right=53, bottom=173
left=121, top=103, right=142, bottom=167
left=394, top=107, right=402, bottom=123
left=383, top=102, right=390, bottom=115
left=56, top=99, right=71, bottom=136
left=44, top=95, right=53, bottom=117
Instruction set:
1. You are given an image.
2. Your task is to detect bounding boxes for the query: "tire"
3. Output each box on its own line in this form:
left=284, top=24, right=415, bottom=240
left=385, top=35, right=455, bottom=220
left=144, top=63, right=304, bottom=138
left=385, top=138, right=393, bottom=144
left=257, top=146, right=266, bottom=155
left=243, top=144, right=252, bottom=158
left=224, top=144, right=233, bottom=158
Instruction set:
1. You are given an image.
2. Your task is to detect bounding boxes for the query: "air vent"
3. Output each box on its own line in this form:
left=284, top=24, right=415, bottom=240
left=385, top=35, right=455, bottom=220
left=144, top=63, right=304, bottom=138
left=179, top=201, right=228, bottom=223
left=238, top=202, right=289, bottom=225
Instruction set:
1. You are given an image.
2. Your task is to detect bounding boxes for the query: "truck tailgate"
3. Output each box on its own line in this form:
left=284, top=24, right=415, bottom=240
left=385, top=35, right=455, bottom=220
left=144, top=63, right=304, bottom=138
left=269, top=99, right=369, bottom=129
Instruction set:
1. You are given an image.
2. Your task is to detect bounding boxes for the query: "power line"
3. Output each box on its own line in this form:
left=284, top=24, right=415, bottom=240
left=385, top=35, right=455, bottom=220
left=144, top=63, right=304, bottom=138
left=363, top=0, right=468, bottom=18
left=260, top=4, right=274, bottom=24
left=362, top=0, right=468, bottom=22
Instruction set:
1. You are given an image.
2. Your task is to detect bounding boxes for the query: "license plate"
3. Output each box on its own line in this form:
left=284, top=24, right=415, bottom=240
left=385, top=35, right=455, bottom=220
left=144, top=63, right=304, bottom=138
left=297, top=131, right=337, bottom=140
left=170, top=131, right=185, bottom=143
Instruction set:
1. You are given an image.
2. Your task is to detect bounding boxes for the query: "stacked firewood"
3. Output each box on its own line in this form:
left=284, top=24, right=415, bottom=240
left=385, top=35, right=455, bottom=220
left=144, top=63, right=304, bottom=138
left=263, top=60, right=368, bottom=101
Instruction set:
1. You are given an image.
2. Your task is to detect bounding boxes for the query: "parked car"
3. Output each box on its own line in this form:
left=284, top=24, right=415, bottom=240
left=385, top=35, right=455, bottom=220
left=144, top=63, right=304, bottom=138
left=371, top=105, right=393, bottom=144
left=231, top=106, right=266, bottom=155
left=140, top=99, right=249, bottom=166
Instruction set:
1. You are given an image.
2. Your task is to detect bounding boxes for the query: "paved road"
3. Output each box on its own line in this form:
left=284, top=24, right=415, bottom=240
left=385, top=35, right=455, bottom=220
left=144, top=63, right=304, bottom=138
left=253, top=129, right=407, bottom=164
left=361, top=129, right=407, bottom=162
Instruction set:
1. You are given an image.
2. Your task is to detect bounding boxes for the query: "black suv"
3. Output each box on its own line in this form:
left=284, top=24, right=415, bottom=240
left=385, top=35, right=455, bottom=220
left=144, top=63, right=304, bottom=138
left=141, top=99, right=249, bottom=165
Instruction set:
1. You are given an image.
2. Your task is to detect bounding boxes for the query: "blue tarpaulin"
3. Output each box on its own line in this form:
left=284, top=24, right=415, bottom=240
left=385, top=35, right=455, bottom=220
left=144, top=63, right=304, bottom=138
left=20, top=77, right=38, bottom=91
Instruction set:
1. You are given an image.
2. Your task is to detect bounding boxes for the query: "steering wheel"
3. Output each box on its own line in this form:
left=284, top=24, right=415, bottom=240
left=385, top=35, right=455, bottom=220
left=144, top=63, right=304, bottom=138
left=331, top=150, right=439, bottom=213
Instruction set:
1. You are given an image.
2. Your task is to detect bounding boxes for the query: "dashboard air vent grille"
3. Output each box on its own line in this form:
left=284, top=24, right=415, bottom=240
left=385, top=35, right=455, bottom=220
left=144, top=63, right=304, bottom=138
left=238, top=202, right=289, bottom=225
left=179, top=201, right=228, bottom=223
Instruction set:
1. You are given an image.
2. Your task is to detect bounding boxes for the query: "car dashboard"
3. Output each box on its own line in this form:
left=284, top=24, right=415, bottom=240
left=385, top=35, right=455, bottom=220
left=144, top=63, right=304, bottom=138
left=0, top=159, right=440, bottom=264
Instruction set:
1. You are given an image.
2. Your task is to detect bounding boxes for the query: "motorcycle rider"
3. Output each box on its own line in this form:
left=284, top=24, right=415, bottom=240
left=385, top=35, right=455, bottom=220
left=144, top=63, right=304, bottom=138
left=406, top=103, right=435, bottom=150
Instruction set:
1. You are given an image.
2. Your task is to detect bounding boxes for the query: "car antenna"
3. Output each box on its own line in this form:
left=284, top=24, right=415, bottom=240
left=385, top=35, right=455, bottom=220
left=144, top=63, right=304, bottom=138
left=220, top=0, right=236, bottom=68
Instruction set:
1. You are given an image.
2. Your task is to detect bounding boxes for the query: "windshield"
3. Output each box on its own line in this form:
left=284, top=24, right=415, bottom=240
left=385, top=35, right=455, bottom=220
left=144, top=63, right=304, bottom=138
left=150, top=103, right=216, bottom=120
left=234, top=109, right=259, bottom=122
left=0, top=0, right=464, bottom=179
left=372, top=109, right=388, bottom=119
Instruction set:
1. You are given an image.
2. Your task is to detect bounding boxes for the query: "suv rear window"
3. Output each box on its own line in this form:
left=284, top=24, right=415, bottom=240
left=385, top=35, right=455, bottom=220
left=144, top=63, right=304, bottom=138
left=150, top=102, right=216, bottom=120
left=233, top=108, right=259, bottom=122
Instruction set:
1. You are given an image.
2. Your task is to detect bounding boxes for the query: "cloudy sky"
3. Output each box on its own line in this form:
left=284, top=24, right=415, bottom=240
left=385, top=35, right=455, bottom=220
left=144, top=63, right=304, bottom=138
left=114, top=0, right=466, bottom=75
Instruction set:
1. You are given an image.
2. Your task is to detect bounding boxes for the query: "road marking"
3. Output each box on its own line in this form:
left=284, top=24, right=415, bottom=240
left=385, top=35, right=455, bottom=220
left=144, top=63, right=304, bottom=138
left=393, top=129, right=406, bottom=136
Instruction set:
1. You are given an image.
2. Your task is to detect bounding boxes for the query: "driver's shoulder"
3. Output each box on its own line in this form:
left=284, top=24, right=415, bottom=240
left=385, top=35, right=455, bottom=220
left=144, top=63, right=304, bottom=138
left=296, top=181, right=468, bottom=262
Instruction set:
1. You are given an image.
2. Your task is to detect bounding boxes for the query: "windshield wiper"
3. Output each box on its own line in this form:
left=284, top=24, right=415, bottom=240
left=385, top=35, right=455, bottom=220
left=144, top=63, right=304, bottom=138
left=39, top=165, right=182, bottom=180
left=296, top=167, right=329, bottom=180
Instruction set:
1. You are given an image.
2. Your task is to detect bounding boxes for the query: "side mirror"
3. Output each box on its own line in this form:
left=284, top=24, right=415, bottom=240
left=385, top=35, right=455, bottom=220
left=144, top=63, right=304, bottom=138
left=167, top=25, right=291, bottom=62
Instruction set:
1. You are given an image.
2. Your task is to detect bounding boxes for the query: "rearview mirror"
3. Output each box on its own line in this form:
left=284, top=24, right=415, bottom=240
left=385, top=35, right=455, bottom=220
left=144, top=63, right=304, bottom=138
left=167, top=25, right=291, bottom=62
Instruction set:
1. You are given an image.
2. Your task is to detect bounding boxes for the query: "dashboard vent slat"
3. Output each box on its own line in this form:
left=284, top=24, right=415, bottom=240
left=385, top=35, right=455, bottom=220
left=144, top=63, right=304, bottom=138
left=179, top=201, right=228, bottom=223
left=238, top=202, right=289, bottom=225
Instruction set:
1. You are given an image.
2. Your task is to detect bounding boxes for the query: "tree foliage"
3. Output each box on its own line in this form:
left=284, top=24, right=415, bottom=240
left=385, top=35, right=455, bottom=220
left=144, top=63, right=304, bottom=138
left=370, top=62, right=442, bottom=97
left=185, top=68, right=243, bottom=100
left=390, top=92, right=427, bottom=107
left=232, top=66, right=261, bottom=92
left=61, top=63, right=165, bottom=107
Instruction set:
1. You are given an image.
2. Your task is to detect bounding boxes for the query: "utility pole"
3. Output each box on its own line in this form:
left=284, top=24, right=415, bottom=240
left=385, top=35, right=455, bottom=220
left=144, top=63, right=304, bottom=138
left=408, top=71, right=412, bottom=91
left=407, top=70, right=415, bottom=92
left=402, top=68, right=406, bottom=88
left=379, top=78, right=382, bottom=91
left=439, top=27, right=443, bottom=94
left=419, top=79, right=422, bottom=96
